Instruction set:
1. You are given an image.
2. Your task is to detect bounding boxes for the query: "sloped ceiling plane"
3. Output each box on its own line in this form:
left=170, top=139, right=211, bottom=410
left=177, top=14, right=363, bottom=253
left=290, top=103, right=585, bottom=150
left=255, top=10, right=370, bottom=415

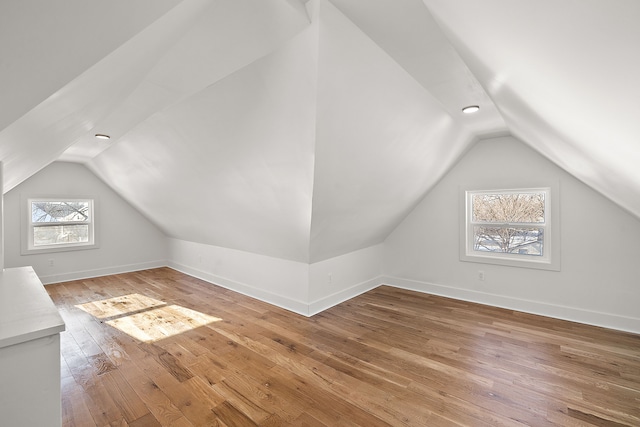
left=1, top=0, right=639, bottom=263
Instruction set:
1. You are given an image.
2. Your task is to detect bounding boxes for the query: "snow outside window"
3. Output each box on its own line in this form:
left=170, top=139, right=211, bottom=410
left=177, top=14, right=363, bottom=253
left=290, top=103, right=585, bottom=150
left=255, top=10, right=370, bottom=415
left=460, top=188, right=559, bottom=271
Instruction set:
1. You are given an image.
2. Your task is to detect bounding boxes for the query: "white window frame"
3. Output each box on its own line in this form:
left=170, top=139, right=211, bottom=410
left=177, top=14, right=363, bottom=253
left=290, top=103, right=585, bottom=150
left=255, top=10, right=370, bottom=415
left=22, top=197, right=98, bottom=254
left=459, top=186, right=560, bottom=271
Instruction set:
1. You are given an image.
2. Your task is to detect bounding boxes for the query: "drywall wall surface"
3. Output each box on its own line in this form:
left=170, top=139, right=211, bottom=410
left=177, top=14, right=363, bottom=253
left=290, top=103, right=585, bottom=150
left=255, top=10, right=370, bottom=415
left=168, top=238, right=310, bottom=315
left=383, top=136, right=640, bottom=333
left=308, top=243, right=383, bottom=315
left=4, top=162, right=168, bottom=282
left=309, top=0, right=472, bottom=263
left=168, top=239, right=383, bottom=316
left=89, top=8, right=316, bottom=264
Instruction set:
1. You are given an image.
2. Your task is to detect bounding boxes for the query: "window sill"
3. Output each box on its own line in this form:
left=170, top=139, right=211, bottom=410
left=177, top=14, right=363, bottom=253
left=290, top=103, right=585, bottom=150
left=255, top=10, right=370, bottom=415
left=21, top=243, right=99, bottom=256
left=460, top=251, right=560, bottom=271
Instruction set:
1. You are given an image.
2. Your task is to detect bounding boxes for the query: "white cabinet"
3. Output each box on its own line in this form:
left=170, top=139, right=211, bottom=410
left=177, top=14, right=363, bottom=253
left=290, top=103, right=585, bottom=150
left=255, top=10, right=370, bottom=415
left=0, top=267, right=65, bottom=427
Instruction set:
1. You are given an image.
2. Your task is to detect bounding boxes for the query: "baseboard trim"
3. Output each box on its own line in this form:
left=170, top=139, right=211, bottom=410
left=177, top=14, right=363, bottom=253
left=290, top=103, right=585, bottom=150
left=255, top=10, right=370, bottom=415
left=308, top=276, right=382, bottom=316
left=39, top=260, right=168, bottom=285
left=168, top=261, right=310, bottom=316
left=167, top=262, right=383, bottom=317
left=39, top=262, right=640, bottom=334
left=383, top=275, right=640, bottom=335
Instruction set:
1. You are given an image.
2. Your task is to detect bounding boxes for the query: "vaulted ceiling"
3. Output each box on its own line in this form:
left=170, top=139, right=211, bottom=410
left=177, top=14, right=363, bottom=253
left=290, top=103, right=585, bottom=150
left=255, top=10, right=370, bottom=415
left=2, top=0, right=639, bottom=263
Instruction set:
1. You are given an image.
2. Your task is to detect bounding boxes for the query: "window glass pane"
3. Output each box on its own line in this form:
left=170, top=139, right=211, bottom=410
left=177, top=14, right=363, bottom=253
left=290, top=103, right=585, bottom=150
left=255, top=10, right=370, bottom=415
left=32, top=201, right=90, bottom=223
left=472, top=193, right=544, bottom=223
left=33, top=224, right=89, bottom=246
left=473, top=226, right=544, bottom=256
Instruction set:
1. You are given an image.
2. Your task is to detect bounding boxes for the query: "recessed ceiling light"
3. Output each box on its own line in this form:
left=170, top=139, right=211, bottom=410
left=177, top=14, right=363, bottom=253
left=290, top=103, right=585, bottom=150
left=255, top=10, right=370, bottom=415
left=462, top=105, right=480, bottom=114
left=95, top=133, right=110, bottom=140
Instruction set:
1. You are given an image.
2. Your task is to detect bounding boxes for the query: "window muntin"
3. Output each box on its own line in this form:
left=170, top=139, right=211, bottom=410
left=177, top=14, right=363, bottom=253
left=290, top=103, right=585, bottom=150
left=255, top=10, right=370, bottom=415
left=27, top=199, right=95, bottom=251
left=462, top=188, right=555, bottom=268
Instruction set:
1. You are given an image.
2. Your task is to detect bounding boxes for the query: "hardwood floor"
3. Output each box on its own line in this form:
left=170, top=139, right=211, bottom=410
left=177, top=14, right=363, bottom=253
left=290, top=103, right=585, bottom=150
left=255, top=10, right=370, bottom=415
left=47, top=268, right=640, bottom=426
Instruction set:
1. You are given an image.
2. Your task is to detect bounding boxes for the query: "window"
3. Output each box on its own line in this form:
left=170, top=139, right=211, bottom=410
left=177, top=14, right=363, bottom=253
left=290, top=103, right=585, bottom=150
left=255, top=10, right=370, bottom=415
left=460, top=187, right=559, bottom=270
left=25, top=198, right=96, bottom=253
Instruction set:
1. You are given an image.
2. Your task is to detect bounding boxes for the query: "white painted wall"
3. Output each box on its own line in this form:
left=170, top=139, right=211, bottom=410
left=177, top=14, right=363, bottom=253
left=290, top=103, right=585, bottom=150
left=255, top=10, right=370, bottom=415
left=168, top=238, right=310, bottom=315
left=0, top=162, right=4, bottom=270
left=168, top=238, right=384, bottom=316
left=0, top=159, right=384, bottom=317
left=383, top=136, right=640, bottom=333
left=7, top=138, right=637, bottom=336
left=309, top=0, right=472, bottom=263
left=308, top=243, right=383, bottom=315
left=89, top=4, right=316, bottom=263
left=4, top=162, right=168, bottom=283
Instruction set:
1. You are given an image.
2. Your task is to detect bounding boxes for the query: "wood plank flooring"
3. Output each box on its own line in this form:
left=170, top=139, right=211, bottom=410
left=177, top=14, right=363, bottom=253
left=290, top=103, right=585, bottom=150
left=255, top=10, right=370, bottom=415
left=46, top=268, right=640, bottom=426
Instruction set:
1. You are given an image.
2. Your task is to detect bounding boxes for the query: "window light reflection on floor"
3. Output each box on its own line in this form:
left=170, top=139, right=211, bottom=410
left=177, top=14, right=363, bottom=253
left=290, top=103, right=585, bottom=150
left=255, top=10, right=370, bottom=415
left=76, top=293, right=222, bottom=343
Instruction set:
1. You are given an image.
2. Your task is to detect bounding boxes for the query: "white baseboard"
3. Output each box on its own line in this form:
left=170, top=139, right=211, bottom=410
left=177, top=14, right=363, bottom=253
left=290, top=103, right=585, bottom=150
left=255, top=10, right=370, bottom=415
left=39, top=260, right=168, bottom=285
left=383, top=275, right=640, bottom=335
left=40, top=260, right=640, bottom=334
left=168, top=261, right=310, bottom=316
left=168, top=262, right=383, bottom=317
left=308, top=276, right=382, bottom=316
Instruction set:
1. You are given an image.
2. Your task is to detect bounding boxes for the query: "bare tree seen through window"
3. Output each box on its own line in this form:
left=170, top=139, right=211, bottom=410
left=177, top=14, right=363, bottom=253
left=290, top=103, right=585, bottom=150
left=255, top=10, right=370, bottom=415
left=472, top=192, right=545, bottom=256
left=31, top=201, right=91, bottom=246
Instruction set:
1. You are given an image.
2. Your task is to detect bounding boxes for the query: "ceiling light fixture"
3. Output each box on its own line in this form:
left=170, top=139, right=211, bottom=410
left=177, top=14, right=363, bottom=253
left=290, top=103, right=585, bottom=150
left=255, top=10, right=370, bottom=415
left=95, top=133, right=111, bottom=140
left=462, top=105, right=480, bottom=114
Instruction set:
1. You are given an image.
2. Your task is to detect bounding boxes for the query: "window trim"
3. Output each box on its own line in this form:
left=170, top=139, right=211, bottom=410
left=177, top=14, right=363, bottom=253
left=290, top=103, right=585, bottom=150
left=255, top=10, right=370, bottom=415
left=22, top=196, right=99, bottom=255
left=459, top=184, right=560, bottom=271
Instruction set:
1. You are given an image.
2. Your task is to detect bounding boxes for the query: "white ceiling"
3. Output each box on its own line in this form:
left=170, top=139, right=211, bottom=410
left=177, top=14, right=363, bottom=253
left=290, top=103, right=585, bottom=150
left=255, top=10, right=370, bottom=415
left=1, top=0, right=638, bottom=263
left=423, top=0, right=640, bottom=218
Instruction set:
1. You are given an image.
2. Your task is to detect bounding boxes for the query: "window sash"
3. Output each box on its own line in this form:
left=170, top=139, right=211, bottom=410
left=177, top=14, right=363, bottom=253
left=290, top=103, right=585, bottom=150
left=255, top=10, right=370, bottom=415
left=464, top=187, right=552, bottom=264
left=27, top=198, right=95, bottom=251
left=470, top=190, right=546, bottom=224
left=472, top=225, right=545, bottom=256
left=30, top=200, right=92, bottom=224
left=33, top=224, right=91, bottom=247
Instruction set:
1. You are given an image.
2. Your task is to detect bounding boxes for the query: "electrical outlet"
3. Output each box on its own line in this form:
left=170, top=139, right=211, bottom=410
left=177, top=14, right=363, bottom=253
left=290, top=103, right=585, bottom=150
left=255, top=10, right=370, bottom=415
left=48, top=259, right=54, bottom=267
left=478, top=270, right=485, bottom=281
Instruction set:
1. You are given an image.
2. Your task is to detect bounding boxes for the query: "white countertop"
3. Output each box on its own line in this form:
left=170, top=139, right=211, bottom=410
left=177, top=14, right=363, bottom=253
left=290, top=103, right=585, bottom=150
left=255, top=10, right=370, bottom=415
left=0, top=266, right=65, bottom=349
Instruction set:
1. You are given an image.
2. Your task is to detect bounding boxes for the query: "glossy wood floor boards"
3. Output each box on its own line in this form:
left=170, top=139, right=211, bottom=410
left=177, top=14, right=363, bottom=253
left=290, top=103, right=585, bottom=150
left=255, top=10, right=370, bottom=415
left=46, top=268, right=640, bottom=426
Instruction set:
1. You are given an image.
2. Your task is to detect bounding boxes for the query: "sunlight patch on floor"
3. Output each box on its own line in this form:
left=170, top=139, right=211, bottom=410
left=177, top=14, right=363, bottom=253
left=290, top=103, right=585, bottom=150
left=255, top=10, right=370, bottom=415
left=76, top=293, right=166, bottom=319
left=76, top=294, right=222, bottom=342
left=106, top=305, right=222, bottom=342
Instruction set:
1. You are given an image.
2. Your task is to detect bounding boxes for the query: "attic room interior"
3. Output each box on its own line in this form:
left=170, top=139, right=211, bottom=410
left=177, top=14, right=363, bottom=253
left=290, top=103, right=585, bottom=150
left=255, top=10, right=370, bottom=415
left=1, top=0, right=639, bottom=426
